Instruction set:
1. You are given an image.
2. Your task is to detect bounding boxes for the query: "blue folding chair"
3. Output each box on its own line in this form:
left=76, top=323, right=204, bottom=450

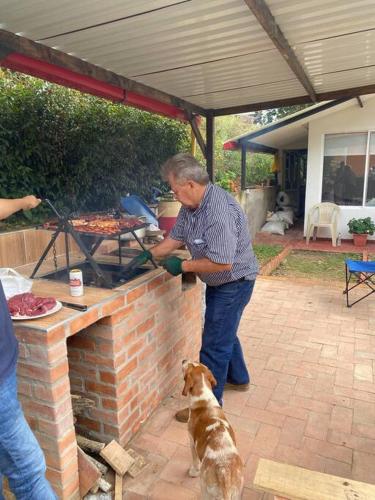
left=344, top=259, right=375, bottom=307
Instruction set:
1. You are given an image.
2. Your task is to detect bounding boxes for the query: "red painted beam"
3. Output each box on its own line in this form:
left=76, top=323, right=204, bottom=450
left=223, top=140, right=238, bottom=150
left=125, top=91, right=187, bottom=122
left=1, top=53, right=188, bottom=121
left=1, top=53, right=124, bottom=101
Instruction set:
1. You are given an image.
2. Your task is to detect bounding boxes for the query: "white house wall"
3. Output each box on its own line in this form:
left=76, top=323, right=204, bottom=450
left=305, top=97, right=375, bottom=240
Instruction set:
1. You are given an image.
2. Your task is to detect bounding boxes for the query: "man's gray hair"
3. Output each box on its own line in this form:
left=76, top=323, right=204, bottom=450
left=161, top=153, right=209, bottom=185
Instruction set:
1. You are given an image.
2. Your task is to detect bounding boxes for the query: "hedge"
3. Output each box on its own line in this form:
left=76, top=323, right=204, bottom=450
left=0, top=70, right=190, bottom=225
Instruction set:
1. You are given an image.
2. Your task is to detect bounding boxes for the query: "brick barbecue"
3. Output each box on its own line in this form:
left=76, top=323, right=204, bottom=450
left=13, top=266, right=202, bottom=498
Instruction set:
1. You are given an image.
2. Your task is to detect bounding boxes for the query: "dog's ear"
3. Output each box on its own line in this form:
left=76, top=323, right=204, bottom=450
left=182, top=372, right=194, bottom=396
left=206, top=369, right=217, bottom=389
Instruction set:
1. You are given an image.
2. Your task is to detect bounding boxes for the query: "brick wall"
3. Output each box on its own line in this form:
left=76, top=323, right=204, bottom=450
left=68, top=273, right=202, bottom=445
left=13, top=271, right=202, bottom=499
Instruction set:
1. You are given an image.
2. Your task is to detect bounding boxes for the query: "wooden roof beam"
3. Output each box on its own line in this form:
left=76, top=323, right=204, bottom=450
left=212, top=82, right=375, bottom=116
left=0, top=29, right=206, bottom=117
left=187, top=112, right=206, bottom=158
left=243, top=0, right=317, bottom=103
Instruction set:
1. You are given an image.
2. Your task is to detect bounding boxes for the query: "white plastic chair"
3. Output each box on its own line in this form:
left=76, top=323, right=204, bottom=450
left=306, top=202, right=340, bottom=247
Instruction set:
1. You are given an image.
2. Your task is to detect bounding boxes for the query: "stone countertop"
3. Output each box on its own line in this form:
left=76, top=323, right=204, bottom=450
left=12, top=248, right=191, bottom=333
left=12, top=264, right=164, bottom=333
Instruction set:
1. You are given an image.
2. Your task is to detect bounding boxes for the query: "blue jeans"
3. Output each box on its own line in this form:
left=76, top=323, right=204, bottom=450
left=0, top=369, right=56, bottom=500
left=200, top=279, right=255, bottom=403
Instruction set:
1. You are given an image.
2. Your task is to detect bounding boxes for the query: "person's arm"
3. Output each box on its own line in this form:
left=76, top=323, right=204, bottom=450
left=181, top=257, right=231, bottom=274
left=150, top=236, right=185, bottom=258
left=0, top=196, right=41, bottom=221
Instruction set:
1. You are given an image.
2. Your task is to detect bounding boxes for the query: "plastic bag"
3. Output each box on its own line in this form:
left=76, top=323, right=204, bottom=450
left=0, top=268, right=33, bottom=300
left=276, top=191, right=290, bottom=207
left=260, top=221, right=286, bottom=235
left=269, top=211, right=294, bottom=226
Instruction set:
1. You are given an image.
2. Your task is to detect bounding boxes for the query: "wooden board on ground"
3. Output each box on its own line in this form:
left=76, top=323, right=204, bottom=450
left=115, top=473, right=122, bottom=500
left=254, top=458, right=375, bottom=500
left=100, top=440, right=135, bottom=476
left=77, top=447, right=101, bottom=498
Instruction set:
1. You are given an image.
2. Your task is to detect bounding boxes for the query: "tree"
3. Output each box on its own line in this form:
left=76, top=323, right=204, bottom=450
left=195, top=115, right=273, bottom=191
left=253, top=105, right=309, bottom=126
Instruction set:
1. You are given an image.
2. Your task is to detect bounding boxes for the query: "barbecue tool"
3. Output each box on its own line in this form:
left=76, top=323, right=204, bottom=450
left=60, top=301, right=88, bottom=311
left=121, top=252, right=158, bottom=275
left=30, top=199, right=156, bottom=289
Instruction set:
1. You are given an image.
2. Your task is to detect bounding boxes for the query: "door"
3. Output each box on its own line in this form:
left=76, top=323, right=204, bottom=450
left=283, top=149, right=307, bottom=217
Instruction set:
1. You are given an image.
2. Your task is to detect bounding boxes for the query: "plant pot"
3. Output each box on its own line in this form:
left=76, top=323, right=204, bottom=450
left=353, top=233, right=368, bottom=247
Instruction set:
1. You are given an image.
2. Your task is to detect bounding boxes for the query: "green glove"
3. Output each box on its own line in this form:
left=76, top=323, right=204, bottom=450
left=129, top=250, right=152, bottom=269
left=161, top=256, right=185, bottom=276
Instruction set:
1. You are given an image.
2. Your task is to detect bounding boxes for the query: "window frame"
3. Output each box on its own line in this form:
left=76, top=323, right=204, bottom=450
left=321, top=130, right=375, bottom=208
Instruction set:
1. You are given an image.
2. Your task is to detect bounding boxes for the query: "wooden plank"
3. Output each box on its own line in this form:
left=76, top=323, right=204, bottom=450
left=206, top=112, right=215, bottom=181
left=254, top=458, right=375, bottom=500
left=241, top=143, right=247, bottom=191
left=187, top=112, right=206, bottom=158
left=100, top=440, right=135, bottom=476
left=115, top=473, right=123, bottom=500
left=77, top=446, right=101, bottom=498
left=71, top=394, right=96, bottom=416
left=213, top=85, right=375, bottom=115
left=0, top=29, right=205, bottom=116
left=243, top=0, right=317, bottom=103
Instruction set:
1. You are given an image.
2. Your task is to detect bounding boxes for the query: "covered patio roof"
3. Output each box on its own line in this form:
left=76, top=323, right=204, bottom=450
left=1, top=0, right=375, bottom=117
left=223, top=97, right=366, bottom=151
left=1, top=1, right=375, bottom=179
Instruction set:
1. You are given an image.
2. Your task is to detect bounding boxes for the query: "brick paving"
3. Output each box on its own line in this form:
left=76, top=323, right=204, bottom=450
left=123, top=276, right=375, bottom=499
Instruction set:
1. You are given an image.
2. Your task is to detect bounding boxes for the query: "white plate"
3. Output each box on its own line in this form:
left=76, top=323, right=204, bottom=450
left=11, top=300, right=63, bottom=320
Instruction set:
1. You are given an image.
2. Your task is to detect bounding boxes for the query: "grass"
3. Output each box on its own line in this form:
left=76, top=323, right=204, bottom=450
left=271, top=250, right=362, bottom=282
left=253, top=243, right=283, bottom=266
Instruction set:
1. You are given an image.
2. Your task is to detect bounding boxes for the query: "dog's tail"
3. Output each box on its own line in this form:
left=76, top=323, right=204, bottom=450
left=215, top=463, right=243, bottom=500
left=215, top=466, right=231, bottom=499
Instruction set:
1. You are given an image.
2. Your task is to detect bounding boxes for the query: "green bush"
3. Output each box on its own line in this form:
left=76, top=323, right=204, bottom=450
left=194, top=115, right=274, bottom=189
left=0, top=70, right=190, bottom=226
left=215, top=170, right=239, bottom=193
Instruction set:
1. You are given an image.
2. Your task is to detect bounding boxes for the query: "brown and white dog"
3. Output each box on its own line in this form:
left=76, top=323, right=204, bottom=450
left=182, top=360, right=244, bottom=499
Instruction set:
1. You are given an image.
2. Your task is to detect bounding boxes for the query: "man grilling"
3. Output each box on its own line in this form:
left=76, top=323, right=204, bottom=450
left=133, top=153, right=259, bottom=422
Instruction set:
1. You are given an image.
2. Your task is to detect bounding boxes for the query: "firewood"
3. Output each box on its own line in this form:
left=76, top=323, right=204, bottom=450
left=77, top=434, right=105, bottom=454
left=87, top=455, right=108, bottom=475
left=84, top=494, right=112, bottom=500
left=97, top=477, right=112, bottom=493
left=100, top=440, right=135, bottom=476
left=89, top=482, right=100, bottom=494
left=71, top=394, right=95, bottom=416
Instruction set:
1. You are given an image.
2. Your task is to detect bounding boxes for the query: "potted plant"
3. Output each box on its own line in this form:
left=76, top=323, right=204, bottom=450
left=347, top=217, right=375, bottom=246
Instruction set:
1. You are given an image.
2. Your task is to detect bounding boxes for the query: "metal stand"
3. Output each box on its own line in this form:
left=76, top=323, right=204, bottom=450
left=343, top=263, right=375, bottom=307
left=30, top=199, right=157, bottom=288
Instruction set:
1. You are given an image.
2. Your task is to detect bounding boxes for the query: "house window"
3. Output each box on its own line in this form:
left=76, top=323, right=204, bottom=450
left=367, top=132, right=375, bottom=206
left=322, top=133, right=367, bottom=206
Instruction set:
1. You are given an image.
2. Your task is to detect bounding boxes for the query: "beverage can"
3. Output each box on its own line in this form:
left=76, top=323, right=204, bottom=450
left=69, top=269, right=84, bottom=296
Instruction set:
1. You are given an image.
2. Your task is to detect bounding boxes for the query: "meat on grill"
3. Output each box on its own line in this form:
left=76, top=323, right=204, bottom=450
left=43, top=215, right=143, bottom=235
left=7, top=292, right=57, bottom=317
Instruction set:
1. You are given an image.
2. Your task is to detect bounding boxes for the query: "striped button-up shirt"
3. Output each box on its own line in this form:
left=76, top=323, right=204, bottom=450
left=169, top=183, right=259, bottom=286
